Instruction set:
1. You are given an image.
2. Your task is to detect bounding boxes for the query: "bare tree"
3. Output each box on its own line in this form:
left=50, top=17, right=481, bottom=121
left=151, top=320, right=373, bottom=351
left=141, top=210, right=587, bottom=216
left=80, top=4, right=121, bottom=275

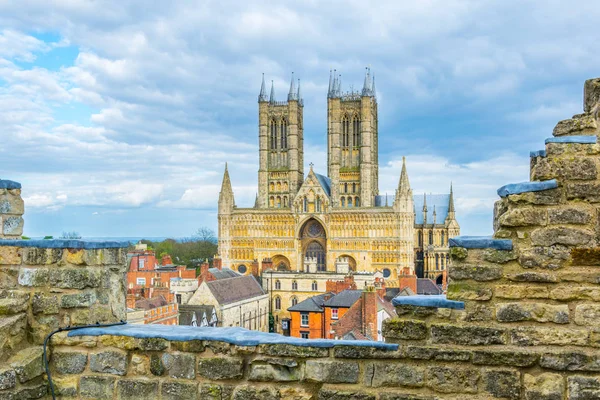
left=193, top=227, right=216, bottom=243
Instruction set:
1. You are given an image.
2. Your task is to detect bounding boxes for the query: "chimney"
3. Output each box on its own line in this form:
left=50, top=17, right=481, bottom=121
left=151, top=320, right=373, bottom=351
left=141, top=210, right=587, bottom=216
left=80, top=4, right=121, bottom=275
left=261, top=257, right=273, bottom=272
left=251, top=259, right=260, bottom=278
left=213, top=256, right=222, bottom=270
left=399, top=271, right=417, bottom=294
left=161, top=254, right=173, bottom=266
left=126, top=294, right=137, bottom=309
left=361, top=287, right=378, bottom=340
left=375, top=277, right=387, bottom=299
left=442, top=270, right=448, bottom=292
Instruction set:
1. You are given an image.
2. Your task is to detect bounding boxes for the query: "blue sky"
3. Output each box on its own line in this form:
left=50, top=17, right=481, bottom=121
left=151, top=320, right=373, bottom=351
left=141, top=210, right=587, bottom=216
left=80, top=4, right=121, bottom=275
left=1, top=1, right=599, bottom=238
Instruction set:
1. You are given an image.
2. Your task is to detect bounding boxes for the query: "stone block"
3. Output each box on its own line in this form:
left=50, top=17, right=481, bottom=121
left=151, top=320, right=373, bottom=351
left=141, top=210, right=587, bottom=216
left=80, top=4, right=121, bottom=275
left=531, top=226, right=595, bottom=247
left=495, top=285, right=549, bottom=299
left=170, top=339, right=205, bottom=352
left=507, top=189, right=561, bottom=205
left=508, top=272, right=558, bottom=283
left=318, top=389, right=376, bottom=400
left=2, top=216, right=23, bottom=236
left=483, top=249, right=517, bottom=264
left=0, top=247, right=21, bottom=265
left=14, top=382, right=47, bottom=399
left=116, top=379, right=158, bottom=400
left=249, top=360, right=302, bottom=382
left=22, top=248, right=62, bottom=265
left=553, top=113, right=598, bottom=136
left=48, top=267, right=103, bottom=289
left=498, top=208, right=546, bottom=227
left=65, top=249, right=86, bottom=265
left=60, top=291, right=97, bottom=308
left=568, top=375, right=600, bottom=400
left=259, top=343, right=328, bottom=357
left=52, top=351, right=87, bottom=374
left=548, top=207, right=592, bottom=225
left=472, top=350, right=539, bottom=367
left=584, top=77, right=600, bottom=113
left=0, top=297, right=28, bottom=315
left=446, top=282, right=492, bottom=301
left=53, top=376, right=78, bottom=397
left=368, top=362, right=424, bottom=387
left=0, top=368, right=16, bottom=390
left=540, top=352, right=600, bottom=371
left=199, top=384, right=235, bottom=400
left=571, top=247, right=600, bottom=266
left=550, top=286, right=600, bottom=301
left=448, top=264, right=503, bottom=281
left=379, top=394, right=436, bottom=400
left=197, top=357, right=243, bottom=380
left=483, top=369, right=520, bottom=399
left=99, top=335, right=137, bottom=350
left=333, top=346, right=403, bottom=359
left=510, top=326, right=589, bottom=346
left=0, top=313, right=27, bottom=353
left=496, top=303, right=569, bottom=324
left=0, top=191, right=24, bottom=215
left=162, top=352, right=195, bottom=379
left=404, top=346, right=470, bottom=361
left=568, top=182, right=600, bottom=202
left=524, top=373, right=564, bottom=400
left=90, top=350, right=127, bottom=375
left=426, top=366, right=479, bottom=393
left=8, top=346, right=44, bottom=383
left=231, top=385, right=280, bottom=400
left=0, top=267, right=18, bottom=289
left=31, top=292, right=59, bottom=314
left=519, top=245, right=571, bottom=269
left=382, top=320, right=428, bottom=340
left=18, top=267, right=49, bottom=287
left=305, top=360, right=359, bottom=383
left=161, top=381, right=198, bottom=400
left=430, top=324, right=506, bottom=345
left=532, top=157, right=597, bottom=181
left=462, top=303, right=494, bottom=322
left=449, top=246, right=468, bottom=260
left=574, top=304, right=600, bottom=327
left=137, top=337, right=169, bottom=351
left=80, top=376, right=115, bottom=400
left=150, top=353, right=165, bottom=376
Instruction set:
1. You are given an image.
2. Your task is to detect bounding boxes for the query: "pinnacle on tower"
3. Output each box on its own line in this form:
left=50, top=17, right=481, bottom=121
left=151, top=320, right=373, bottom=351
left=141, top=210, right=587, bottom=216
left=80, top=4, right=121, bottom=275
left=218, top=162, right=235, bottom=209
left=297, top=79, right=302, bottom=104
left=433, top=205, right=437, bottom=224
left=288, top=72, right=297, bottom=101
left=336, top=74, right=342, bottom=96
left=258, top=73, right=268, bottom=102
left=328, top=69, right=333, bottom=98
left=362, top=67, right=372, bottom=96
left=372, top=74, right=377, bottom=99
left=269, top=80, right=276, bottom=104
left=449, top=182, right=455, bottom=212
left=397, top=156, right=411, bottom=195
left=423, top=192, right=427, bottom=211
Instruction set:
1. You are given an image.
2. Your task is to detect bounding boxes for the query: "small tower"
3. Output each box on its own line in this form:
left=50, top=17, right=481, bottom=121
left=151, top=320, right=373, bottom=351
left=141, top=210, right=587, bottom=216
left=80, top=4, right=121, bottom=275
left=393, top=156, right=413, bottom=213
left=445, top=183, right=460, bottom=237
left=422, top=193, right=428, bottom=225
left=218, top=163, right=235, bottom=214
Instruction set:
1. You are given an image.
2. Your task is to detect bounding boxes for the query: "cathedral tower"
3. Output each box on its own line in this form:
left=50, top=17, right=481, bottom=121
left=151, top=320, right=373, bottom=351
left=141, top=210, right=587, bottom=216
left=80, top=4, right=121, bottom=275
left=327, top=68, right=378, bottom=207
left=257, top=74, right=304, bottom=209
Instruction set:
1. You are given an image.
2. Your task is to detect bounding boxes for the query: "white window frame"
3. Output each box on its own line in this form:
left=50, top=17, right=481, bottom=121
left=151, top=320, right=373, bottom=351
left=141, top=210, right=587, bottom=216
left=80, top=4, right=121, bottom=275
left=136, top=277, right=146, bottom=286
left=331, top=308, right=339, bottom=320
left=300, top=313, right=309, bottom=327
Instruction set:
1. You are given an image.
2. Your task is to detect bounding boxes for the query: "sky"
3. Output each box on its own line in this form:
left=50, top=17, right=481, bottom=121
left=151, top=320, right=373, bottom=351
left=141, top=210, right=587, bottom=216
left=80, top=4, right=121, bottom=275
left=1, top=0, right=599, bottom=238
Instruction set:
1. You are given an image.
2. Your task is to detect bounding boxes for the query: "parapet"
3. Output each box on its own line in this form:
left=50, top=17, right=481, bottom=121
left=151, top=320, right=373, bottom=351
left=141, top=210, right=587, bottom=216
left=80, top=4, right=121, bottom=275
left=0, top=179, right=24, bottom=239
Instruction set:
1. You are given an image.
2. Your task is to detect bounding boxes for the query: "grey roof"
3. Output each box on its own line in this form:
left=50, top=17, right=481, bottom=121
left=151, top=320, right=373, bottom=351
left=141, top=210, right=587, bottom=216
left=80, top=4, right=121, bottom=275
left=323, top=289, right=362, bottom=308
left=206, top=275, right=265, bottom=305
left=416, top=279, right=443, bottom=295
left=314, top=173, right=331, bottom=197
left=374, top=194, right=450, bottom=225
left=179, top=305, right=216, bottom=326
left=209, top=267, right=240, bottom=280
left=384, top=288, right=400, bottom=302
left=288, top=292, right=333, bottom=313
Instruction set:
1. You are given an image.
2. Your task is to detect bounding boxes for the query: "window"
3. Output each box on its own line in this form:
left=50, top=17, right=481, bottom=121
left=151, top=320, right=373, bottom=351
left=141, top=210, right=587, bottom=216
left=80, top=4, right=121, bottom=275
left=291, top=296, right=298, bottom=306
left=435, top=254, right=439, bottom=270
left=139, top=259, right=145, bottom=269
left=383, top=268, right=391, bottom=278
left=275, top=280, right=281, bottom=290
left=303, top=197, right=308, bottom=212
left=331, top=308, right=339, bottom=320
left=274, top=296, right=281, bottom=310
left=441, top=231, right=445, bottom=246
left=270, top=119, right=277, bottom=149
left=280, top=119, right=287, bottom=150
left=284, top=196, right=288, bottom=207
left=341, top=197, right=345, bottom=207
left=429, top=230, right=433, bottom=245
left=342, top=115, right=350, bottom=147
left=292, top=280, right=298, bottom=290
left=276, top=196, right=281, bottom=208
left=348, top=197, right=353, bottom=207
left=136, top=277, right=146, bottom=286
left=352, top=116, right=360, bottom=147
left=418, top=231, right=423, bottom=247
left=301, top=313, right=309, bottom=327
left=316, top=197, right=321, bottom=212
left=355, top=197, right=360, bottom=207
left=300, top=332, right=309, bottom=339
left=311, top=281, right=318, bottom=291
left=238, top=265, right=247, bottom=274
left=344, top=183, right=348, bottom=193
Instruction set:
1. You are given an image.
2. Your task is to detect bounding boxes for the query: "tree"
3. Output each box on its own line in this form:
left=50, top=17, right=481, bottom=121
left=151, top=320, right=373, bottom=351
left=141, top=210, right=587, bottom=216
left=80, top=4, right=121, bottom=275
left=193, top=227, right=216, bottom=243
left=60, top=231, right=82, bottom=239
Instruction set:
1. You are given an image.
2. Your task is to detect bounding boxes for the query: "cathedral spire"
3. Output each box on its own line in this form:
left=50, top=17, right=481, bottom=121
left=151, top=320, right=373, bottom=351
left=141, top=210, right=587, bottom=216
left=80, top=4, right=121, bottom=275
left=372, top=74, right=377, bottom=99
left=397, top=156, right=411, bottom=195
left=254, top=193, right=258, bottom=208
left=218, top=163, right=235, bottom=212
left=328, top=69, right=333, bottom=98
left=336, top=74, right=342, bottom=97
left=288, top=72, right=297, bottom=101
left=269, top=80, right=276, bottom=104
left=297, top=79, right=302, bottom=104
left=449, top=182, right=455, bottom=213
left=422, top=193, right=428, bottom=224
left=258, top=73, right=268, bottom=102
left=362, top=67, right=372, bottom=96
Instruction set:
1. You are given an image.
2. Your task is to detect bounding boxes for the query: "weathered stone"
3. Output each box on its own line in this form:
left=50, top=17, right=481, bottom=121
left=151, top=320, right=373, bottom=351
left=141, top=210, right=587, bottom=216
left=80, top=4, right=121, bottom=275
left=484, top=249, right=517, bottom=264
left=508, top=272, right=558, bottom=283
left=540, top=352, right=600, bottom=371
left=461, top=304, right=494, bottom=322
left=0, top=368, right=16, bottom=390
left=550, top=286, right=600, bottom=301
left=249, top=361, right=302, bottom=382
left=333, top=345, right=403, bottom=359
left=496, top=303, right=569, bottom=324
left=22, top=248, right=62, bottom=265
left=368, top=362, right=424, bottom=387
left=571, top=247, right=600, bottom=266
left=170, top=339, right=204, bottom=352
left=508, top=189, right=561, bottom=206
left=584, top=77, right=600, bottom=113
left=430, top=324, right=506, bottom=345
left=532, top=158, right=597, bottom=181
left=52, top=351, right=87, bottom=374
left=404, top=346, right=470, bottom=362
left=61, top=291, right=97, bottom=308
left=553, top=113, right=598, bottom=136
left=379, top=394, right=435, bottom=400
left=519, top=245, right=571, bottom=269
left=484, top=369, right=520, bottom=399
left=161, top=381, right=198, bottom=400
left=531, top=227, right=594, bottom=247
left=524, top=373, right=564, bottom=400
left=99, top=335, right=137, bottom=350
left=32, top=292, right=59, bottom=314
left=14, top=382, right=47, bottom=399
left=499, top=207, right=546, bottom=227
left=138, top=337, right=169, bottom=351
left=382, top=320, right=427, bottom=340
left=65, top=249, right=86, bottom=265
left=197, top=357, right=243, bottom=380
left=17, top=267, right=48, bottom=286
left=80, top=376, right=115, bottom=400
left=305, top=360, right=359, bottom=383
left=426, top=366, right=479, bottom=393
left=450, top=247, right=468, bottom=260
left=447, top=282, right=492, bottom=301
left=449, top=264, right=503, bottom=281
left=0, top=296, right=28, bottom=315
left=548, top=207, right=592, bottom=225
left=48, top=268, right=102, bottom=289
left=472, top=350, right=539, bottom=367
left=53, top=376, right=78, bottom=397
left=199, top=384, right=228, bottom=400
left=568, top=375, right=600, bottom=400
left=568, top=182, right=600, bottom=202
left=8, top=346, right=44, bottom=383
left=3, top=216, right=23, bottom=236
left=150, top=354, right=165, bottom=376
left=574, top=304, right=600, bottom=327
left=162, top=352, right=195, bottom=379
left=232, top=385, right=279, bottom=400
left=511, top=326, right=589, bottom=347
left=90, top=350, right=127, bottom=375
left=495, top=285, right=549, bottom=299
left=394, top=304, right=437, bottom=317
left=318, top=389, right=375, bottom=400
left=260, top=344, right=328, bottom=358
left=116, top=379, right=158, bottom=399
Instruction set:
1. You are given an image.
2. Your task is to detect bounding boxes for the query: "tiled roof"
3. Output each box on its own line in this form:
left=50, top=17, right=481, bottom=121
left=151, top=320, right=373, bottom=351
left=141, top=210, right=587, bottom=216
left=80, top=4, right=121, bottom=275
left=135, top=295, right=168, bottom=310
left=314, top=173, right=331, bottom=197
left=288, top=292, right=333, bottom=313
left=416, top=279, right=443, bottom=295
left=179, top=304, right=216, bottom=326
left=323, top=289, right=362, bottom=308
left=209, top=267, right=240, bottom=280
left=206, top=275, right=265, bottom=305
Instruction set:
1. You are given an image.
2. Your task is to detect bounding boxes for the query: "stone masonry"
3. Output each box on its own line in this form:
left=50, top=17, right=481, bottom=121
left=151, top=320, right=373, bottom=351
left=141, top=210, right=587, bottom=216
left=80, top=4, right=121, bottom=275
left=0, top=180, right=24, bottom=239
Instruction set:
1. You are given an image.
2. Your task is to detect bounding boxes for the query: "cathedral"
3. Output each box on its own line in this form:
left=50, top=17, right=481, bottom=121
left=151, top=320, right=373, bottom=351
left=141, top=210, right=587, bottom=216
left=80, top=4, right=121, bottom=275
left=217, top=69, right=459, bottom=285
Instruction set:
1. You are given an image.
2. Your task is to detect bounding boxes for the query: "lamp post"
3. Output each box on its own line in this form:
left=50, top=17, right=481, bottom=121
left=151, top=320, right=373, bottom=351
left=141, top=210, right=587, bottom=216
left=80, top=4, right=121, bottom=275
left=268, top=269, right=275, bottom=333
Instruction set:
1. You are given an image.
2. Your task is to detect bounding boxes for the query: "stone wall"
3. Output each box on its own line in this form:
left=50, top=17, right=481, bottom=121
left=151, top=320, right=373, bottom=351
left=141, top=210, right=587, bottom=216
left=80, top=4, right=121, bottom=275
left=0, top=180, right=24, bottom=239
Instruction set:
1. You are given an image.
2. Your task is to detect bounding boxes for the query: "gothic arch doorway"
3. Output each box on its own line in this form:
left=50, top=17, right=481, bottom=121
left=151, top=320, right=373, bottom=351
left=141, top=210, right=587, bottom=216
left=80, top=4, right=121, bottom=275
left=300, top=219, right=327, bottom=272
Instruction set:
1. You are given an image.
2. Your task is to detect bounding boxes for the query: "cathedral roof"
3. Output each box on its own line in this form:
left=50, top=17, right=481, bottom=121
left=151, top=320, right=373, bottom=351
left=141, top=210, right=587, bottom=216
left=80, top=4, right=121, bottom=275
left=314, top=173, right=331, bottom=197
left=375, top=193, right=451, bottom=224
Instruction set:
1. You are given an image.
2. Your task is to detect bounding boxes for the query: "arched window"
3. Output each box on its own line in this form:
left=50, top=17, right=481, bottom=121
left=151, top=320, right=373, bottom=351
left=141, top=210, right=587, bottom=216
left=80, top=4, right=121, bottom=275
left=269, top=196, right=274, bottom=207
left=303, top=197, right=308, bottom=212
left=316, top=197, right=321, bottom=212
left=352, top=116, right=360, bottom=147
left=441, top=231, right=445, bottom=246
left=352, top=183, right=356, bottom=193
left=270, top=119, right=277, bottom=150
left=306, top=242, right=326, bottom=271
left=291, top=296, right=298, bottom=306
left=292, top=280, right=298, bottom=290
left=418, top=231, right=423, bottom=247
left=341, top=197, right=346, bottom=207
left=312, top=281, right=318, bottom=291
left=274, top=296, right=281, bottom=310
left=342, top=115, right=350, bottom=147
left=270, top=182, right=274, bottom=191
left=280, top=119, right=287, bottom=150
left=276, top=196, right=281, bottom=208
left=435, top=254, right=439, bottom=270
left=275, top=280, right=281, bottom=290
left=429, top=230, right=433, bottom=245
left=283, top=196, right=288, bottom=207
left=348, top=197, right=353, bottom=207
left=355, top=197, right=360, bottom=207
left=344, top=183, right=348, bottom=193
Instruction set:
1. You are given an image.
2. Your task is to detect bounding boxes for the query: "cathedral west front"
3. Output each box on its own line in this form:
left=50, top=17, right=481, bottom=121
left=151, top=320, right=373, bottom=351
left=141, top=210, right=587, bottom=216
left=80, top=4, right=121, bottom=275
left=217, top=69, right=459, bottom=285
